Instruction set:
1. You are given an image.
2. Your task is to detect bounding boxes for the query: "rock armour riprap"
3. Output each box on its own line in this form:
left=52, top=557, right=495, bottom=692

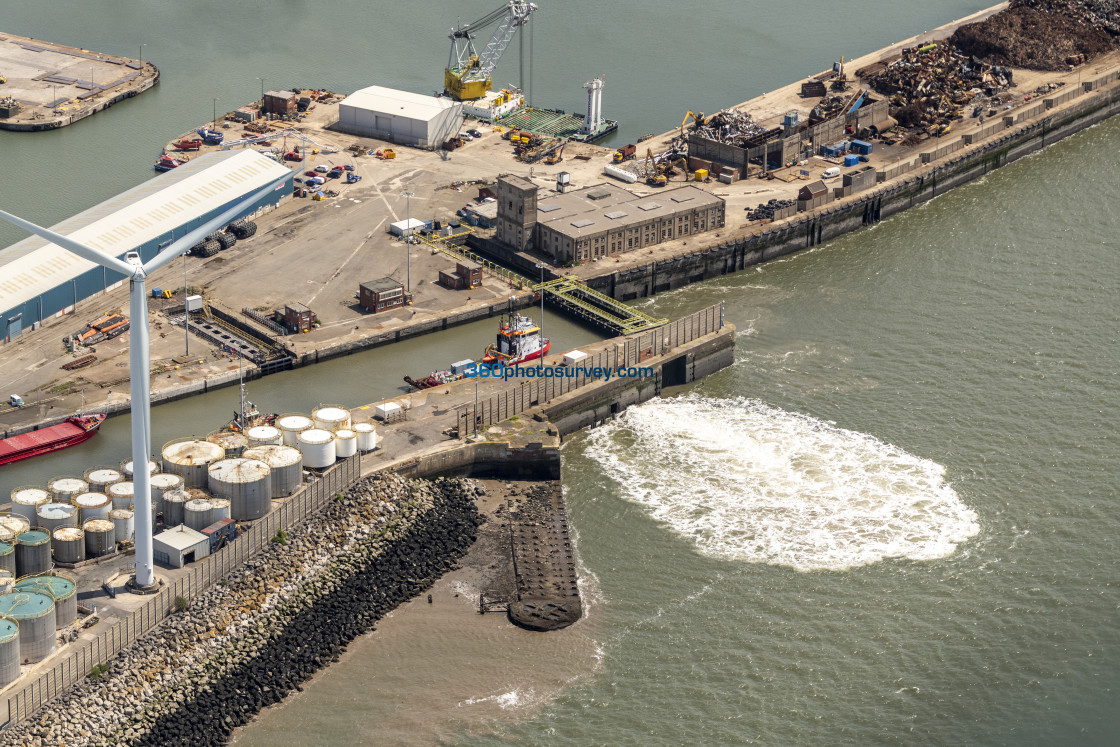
left=0, top=474, right=482, bottom=747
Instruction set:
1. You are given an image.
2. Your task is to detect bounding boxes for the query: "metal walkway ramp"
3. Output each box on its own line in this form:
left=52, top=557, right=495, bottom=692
left=536, top=277, right=667, bottom=335
left=420, top=231, right=667, bottom=335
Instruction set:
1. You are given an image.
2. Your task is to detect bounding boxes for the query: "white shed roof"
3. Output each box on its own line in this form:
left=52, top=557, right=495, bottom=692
left=340, top=85, right=460, bottom=122
left=0, top=150, right=291, bottom=313
left=154, top=524, right=209, bottom=551
left=390, top=218, right=425, bottom=232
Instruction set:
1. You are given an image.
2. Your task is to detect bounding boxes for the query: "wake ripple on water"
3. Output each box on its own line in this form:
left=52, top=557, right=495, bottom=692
left=584, top=395, right=980, bottom=571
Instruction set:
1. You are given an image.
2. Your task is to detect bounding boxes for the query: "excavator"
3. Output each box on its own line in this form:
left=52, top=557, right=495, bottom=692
left=544, top=141, right=566, bottom=165
left=680, top=110, right=705, bottom=138
left=645, top=149, right=667, bottom=187
left=444, top=1, right=538, bottom=100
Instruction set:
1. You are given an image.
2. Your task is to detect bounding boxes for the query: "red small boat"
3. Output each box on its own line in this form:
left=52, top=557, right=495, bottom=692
left=0, top=413, right=106, bottom=466
left=482, top=312, right=550, bottom=366
left=172, top=139, right=203, bottom=151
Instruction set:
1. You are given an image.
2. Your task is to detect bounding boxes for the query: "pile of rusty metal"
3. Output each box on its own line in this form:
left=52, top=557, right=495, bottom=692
left=862, top=43, right=1013, bottom=134
left=676, top=108, right=779, bottom=151
left=950, top=0, right=1120, bottom=70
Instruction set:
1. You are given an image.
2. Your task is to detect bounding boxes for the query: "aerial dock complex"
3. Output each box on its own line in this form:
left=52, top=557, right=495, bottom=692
left=0, top=32, right=157, bottom=131
left=2, top=0, right=1120, bottom=732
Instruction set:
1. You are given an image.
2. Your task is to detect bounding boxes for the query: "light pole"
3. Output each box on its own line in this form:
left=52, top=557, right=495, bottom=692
left=401, top=191, right=415, bottom=291
left=183, top=252, right=190, bottom=356
left=212, top=97, right=219, bottom=129
left=139, top=42, right=145, bottom=65
left=474, top=379, right=479, bottom=437
left=535, top=262, right=546, bottom=347
left=256, top=77, right=266, bottom=104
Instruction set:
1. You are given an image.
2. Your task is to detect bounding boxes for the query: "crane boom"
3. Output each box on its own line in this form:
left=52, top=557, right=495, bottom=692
left=445, top=1, right=537, bottom=101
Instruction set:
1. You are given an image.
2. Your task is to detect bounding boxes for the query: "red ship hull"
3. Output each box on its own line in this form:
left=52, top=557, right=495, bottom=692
left=0, top=414, right=106, bottom=466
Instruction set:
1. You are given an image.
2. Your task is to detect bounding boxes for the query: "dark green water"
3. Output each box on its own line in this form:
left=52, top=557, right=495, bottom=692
left=2, top=2, right=1116, bottom=745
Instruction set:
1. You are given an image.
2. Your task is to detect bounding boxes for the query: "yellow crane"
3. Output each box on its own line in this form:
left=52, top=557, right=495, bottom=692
left=444, top=1, right=538, bottom=101
left=646, top=149, right=667, bottom=186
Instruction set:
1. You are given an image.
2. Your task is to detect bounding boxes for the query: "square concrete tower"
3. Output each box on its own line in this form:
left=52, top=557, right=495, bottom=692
left=496, top=175, right=539, bottom=251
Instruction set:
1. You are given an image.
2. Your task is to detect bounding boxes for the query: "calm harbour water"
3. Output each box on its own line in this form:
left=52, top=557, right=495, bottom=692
left=3, top=2, right=1118, bottom=745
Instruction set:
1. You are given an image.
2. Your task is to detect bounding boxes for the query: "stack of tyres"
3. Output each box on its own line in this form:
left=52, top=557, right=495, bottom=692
left=191, top=240, right=221, bottom=258
left=227, top=220, right=257, bottom=239
left=215, top=232, right=236, bottom=250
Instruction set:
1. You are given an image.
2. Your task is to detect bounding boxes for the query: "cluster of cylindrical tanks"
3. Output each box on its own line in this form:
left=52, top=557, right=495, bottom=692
left=0, top=569, right=81, bottom=683
left=279, top=406, right=377, bottom=468
left=0, top=407, right=373, bottom=686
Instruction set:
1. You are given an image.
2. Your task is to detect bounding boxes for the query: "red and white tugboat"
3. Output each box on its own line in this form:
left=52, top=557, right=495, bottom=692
left=482, top=312, right=550, bottom=366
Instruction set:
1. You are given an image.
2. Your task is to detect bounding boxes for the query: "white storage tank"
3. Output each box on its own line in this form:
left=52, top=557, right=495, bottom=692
left=16, top=573, right=77, bottom=629
left=106, top=481, right=134, bottom=510
left=0, top=571, right=12, bottom=596
left=36, top=503, right=78, bottom=536
left=207, top=430, right=249, bottom=458
left=120, top=459, right=158, bottom=480
left=162, top=489, right=189, bottom=527
left=84, top=466, right=123, bottom=493
left=0, top=591, right=55, bottom=664
left=51, top=527, right=85, bottom=564
left=184, top=499, right=214, bottom=531
left=245, top=425, right=283, bottom=447
left=10, top=487, right=50, bottom=525
left=109, top=509, right=135, bottom=542
left=0, top=615, right=21, bottom=687
left=334, top=428, right=358, bottom=458
left=353, top=422, right=378, bottom=452
left=0, top=516, right=31, bottom=544
left=73, top=492, right=112, bottom=523
left=162, top=438, right=226, bottom=489
left=297, top=428, right=335, bottom=469
left=208, top=459, right=272, bottom=521
left=209, top=498, right=232, bottom=523
left=312, top=405, right=351, bottom=431
left=149, top=473, right=184, bottom=502
left=47, top=477, right=88, bottom=504
left=0, top=542, right=13, bottom=576
left=82, top=519, right=116, bottom=557
left=242, top=445, right=303, bottom=497
left=276, top=414, right=312, bottom=446
left=15, top=529, right=52, bottom=576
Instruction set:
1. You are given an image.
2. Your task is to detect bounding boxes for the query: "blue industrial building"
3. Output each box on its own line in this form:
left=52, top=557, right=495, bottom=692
left=0, top=150, right=293, bottom=342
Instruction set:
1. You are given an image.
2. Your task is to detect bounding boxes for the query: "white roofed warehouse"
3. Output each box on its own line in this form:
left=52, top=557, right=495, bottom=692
left=336, top=85, right=464, bottom=149
left=0, top=149, right=293, bottom=342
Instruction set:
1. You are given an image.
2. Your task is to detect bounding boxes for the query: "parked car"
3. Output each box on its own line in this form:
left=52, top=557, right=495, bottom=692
left=460, top=133, right=473, bottom=142
left=343, top=164, right=355, bottom=171
left=314, top=164, right=329, bottom=173
left=294, top=177, right=304, bottom=184
left=822, top=167, right=841, bottom=179
left=306, top=176, right=325, bottom=187
left=467, top=128, right=483, bottom=138
left=304, top=170, right=318, bottom=177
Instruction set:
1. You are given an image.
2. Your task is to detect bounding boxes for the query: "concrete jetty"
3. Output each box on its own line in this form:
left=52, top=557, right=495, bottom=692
left=0, top=32, right=158, bottom=131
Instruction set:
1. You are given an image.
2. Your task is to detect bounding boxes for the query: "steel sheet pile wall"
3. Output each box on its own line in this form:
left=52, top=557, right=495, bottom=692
left=1005, top=100, right=1047, bottom=126
left=1044, top=86, right=1083, bottom=109
left=0, top=456, right=360, bottom=727
left=963, top=119, right=1007, bottom=144
left=1084, top=70, right=1120, bottom=91
left=457, top=304, right=723, bottom=436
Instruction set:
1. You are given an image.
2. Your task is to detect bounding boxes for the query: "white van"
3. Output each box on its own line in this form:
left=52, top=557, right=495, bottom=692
left=822, top=167, right=841, bottom=179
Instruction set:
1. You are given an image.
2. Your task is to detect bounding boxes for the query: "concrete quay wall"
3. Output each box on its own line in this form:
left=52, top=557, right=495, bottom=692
left=585, top=84, right=1120, bottom=302
left=0, top=67, right=160, bottom=133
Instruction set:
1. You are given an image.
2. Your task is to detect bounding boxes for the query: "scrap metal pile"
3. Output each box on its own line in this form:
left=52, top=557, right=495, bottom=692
left=674, top=109, right=779, bottom=150
left=746, top=199, right=796, bottom=221
left=863, top=44, right=1013, bottom=136
left=950, top=0, right=1120, bottom=70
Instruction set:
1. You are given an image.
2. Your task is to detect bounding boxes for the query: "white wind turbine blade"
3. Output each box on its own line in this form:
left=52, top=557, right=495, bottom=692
left=0, top=209, right=135, bottom=276
left=142, top=178, right=287, bottom=274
